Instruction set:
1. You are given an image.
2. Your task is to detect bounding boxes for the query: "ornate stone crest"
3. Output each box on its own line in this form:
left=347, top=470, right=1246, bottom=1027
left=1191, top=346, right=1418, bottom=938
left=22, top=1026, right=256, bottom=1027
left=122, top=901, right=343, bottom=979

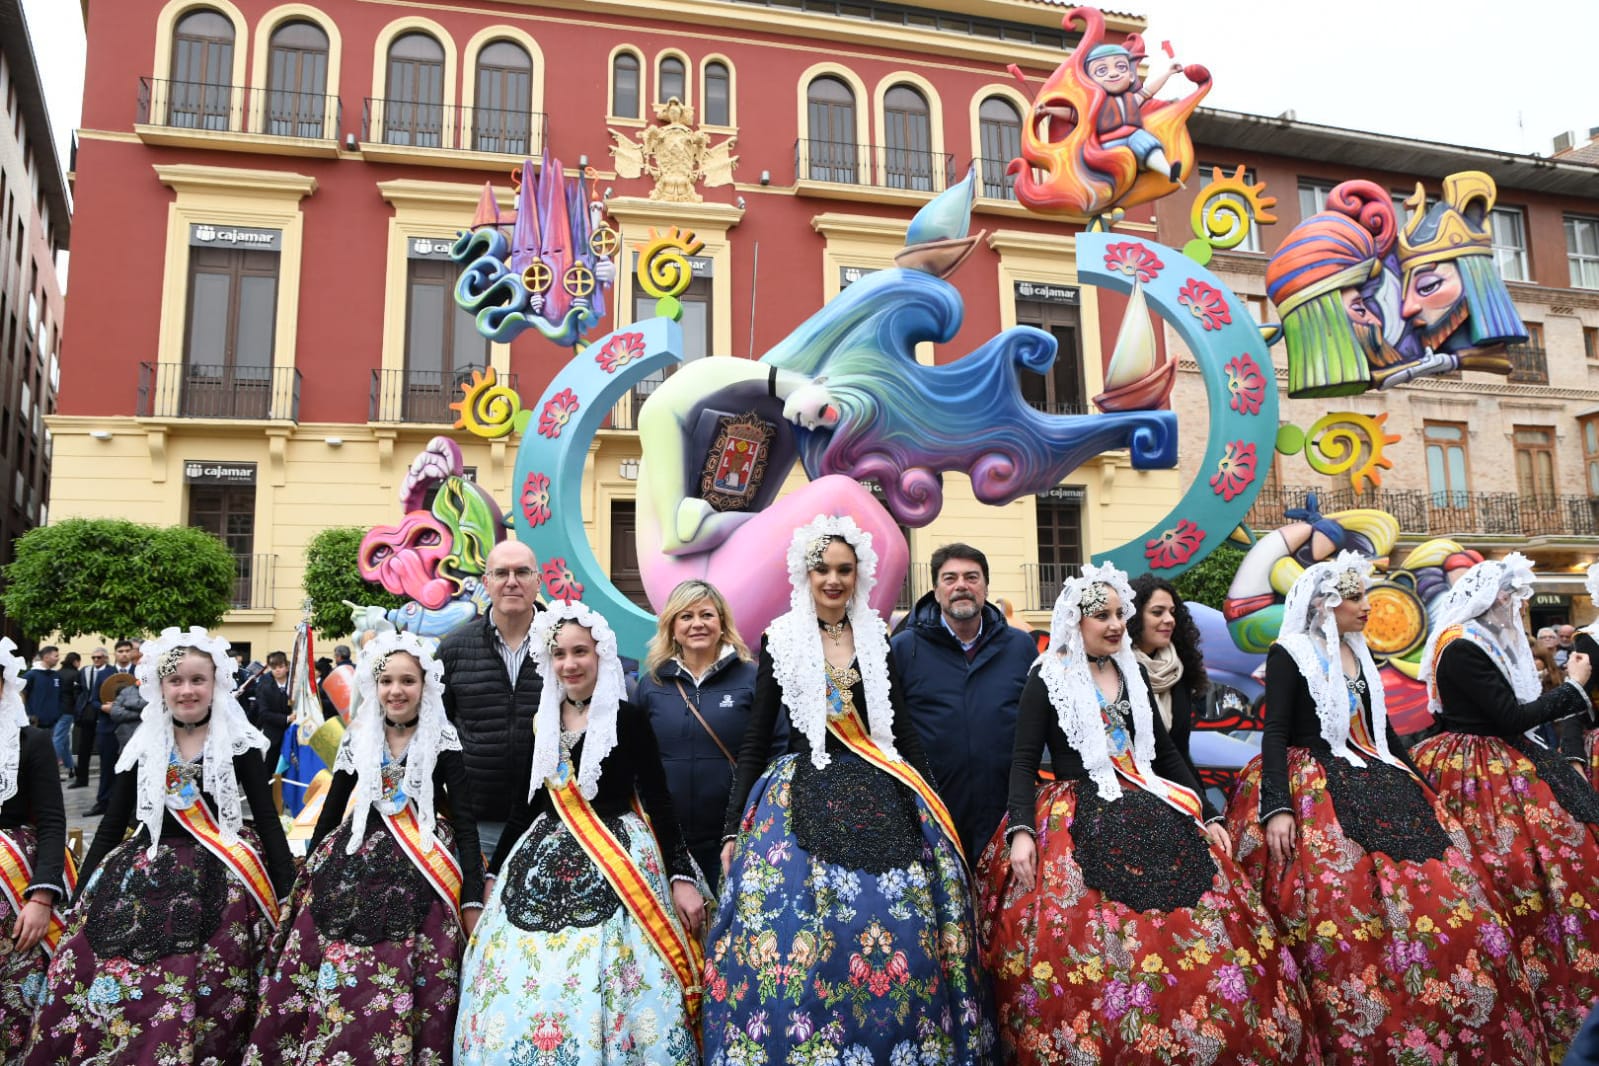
left=609, top=98, right=738, bottom=203
left=698, top=411, right=775, bottom=512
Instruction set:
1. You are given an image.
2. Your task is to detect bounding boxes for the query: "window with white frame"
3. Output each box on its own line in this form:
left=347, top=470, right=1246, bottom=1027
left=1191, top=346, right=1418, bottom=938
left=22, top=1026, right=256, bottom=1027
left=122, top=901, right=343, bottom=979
left=1296, top=180, right=1337, bottom=222
left=1568, top=215, right=1599, bottom=289
left=1490, top=206, right=1528, bottom=282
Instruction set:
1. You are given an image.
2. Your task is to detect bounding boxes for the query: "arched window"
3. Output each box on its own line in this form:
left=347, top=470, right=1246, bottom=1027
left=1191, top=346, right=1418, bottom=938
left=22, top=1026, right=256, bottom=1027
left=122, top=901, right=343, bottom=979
left=658, top=56, right=686, bottom=105
left=169, top=9, right=234, bottom=130
left=612, top=52, right=640, bottom=118
left=883, top=84, right=932, bottom=191
left=266, top=20, right=329, bottom=139
left=703, top=61, right=730, bottom=126
left=385, top=32, right=445, bottom=147
left=806, top=76, right=856, bottom=183
left=978, top=96, right=1022, bottom=199
left=474, top=40, right=532, bottom=154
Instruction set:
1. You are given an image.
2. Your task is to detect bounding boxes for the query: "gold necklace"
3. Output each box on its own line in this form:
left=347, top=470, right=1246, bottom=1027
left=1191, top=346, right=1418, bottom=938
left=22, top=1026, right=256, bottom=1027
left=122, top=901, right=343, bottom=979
left=818, top=616, right=850, bottom=645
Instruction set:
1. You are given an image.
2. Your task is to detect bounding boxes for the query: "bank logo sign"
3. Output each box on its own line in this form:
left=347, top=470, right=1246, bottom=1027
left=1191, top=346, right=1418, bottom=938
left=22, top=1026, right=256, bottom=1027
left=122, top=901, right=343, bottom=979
left=189, top=224, right=282, bottom=251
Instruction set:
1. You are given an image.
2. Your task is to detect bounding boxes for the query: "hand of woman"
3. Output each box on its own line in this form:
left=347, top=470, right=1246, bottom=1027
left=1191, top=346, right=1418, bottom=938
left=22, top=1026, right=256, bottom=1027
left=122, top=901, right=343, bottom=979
left=1008, top=831, right=1037, bottom=891
left=1568, top=651, right=1592, bottom=687
left=1202, top=822, right=1232, bottom=856
left=11, top=896, right=52, bottom=955
left=672, top=881, right=706, bottom=938
left=720, top=840, right=736, bottom=878
left=1264, top=811, right=1296, bottom=869
left=462, top=906, right=482, bottom=938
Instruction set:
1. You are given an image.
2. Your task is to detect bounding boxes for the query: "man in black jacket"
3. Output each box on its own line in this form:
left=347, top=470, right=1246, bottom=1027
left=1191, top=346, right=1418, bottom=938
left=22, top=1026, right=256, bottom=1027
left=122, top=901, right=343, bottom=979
left=437, top=539, right=545, bottom=866
left=254, top=651, right=293, bottom=771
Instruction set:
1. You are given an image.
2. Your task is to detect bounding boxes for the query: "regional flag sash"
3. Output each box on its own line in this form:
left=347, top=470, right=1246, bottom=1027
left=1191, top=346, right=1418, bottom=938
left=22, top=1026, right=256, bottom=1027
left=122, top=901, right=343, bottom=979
left=1106, top=746, right=1206, bottom=823
left=381, top=803, right=463, bottom=917
left=170, top=797, right=279, bottom=926
left=825, top=708, right=966, bottom=865
left=0, top=830, right=75, bottom=956
left=547, top=777, right=704, bottom=1041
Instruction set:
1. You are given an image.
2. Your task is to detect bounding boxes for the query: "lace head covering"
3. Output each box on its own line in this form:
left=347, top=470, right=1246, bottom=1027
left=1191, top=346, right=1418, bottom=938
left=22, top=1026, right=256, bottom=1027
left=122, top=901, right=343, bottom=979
left=334, top=631, right=461, bottom=855
left=117, top=626, right=268, bottom=858
left=767, top=514, right=897, bottom=770
left=1584, top=563, right=1599, bottom=637
left=1273, top=550, right=1401, bottom=769
left=0, top=638, right=30, bottom=807
left=1418, top=552, right=1538, bottom=714
left=1036, top=561, right=1160, bottom=802
left=527, top=601, right=627, bottom=801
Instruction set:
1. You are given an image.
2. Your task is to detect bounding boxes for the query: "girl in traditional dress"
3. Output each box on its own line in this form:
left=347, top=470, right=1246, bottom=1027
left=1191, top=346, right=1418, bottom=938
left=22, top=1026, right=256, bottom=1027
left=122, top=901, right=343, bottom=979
left=981, top=562, right=1315, bottom=1065
left=0, top=639, right=69, bottom=1065
left=244, top=631, right=483, bottom=1065
left=455, top=601, right=708, bottom=1066
left=26, top=626, right=295, bottom=1065
left=1410, top=552, right=1599, bottom=1048
left=706, top=515, right=991, bottom=1066
left=1226, top=551, right=1547, bottom=1063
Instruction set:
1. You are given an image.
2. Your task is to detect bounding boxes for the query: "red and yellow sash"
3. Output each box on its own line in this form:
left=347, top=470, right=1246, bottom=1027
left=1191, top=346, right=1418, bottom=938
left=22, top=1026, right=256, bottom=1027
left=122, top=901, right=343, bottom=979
left=1105, top=745, right=1206, bottom=823
left=0, top=830, right=76, bottom=956
left=171, top=798, right=278, bottom=926
left=826, top=708, right=966, bottom=865
left=547, top=777, right=704, bottom=1042
left=381, top=804, right=463, bottom=916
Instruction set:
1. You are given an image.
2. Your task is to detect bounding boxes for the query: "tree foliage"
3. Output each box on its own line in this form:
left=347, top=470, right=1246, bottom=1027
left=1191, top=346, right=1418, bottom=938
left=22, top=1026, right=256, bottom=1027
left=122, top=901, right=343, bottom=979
left=302, top=526, right=406, bottom=639
left=1, top=518, right=235, bottom=640
left=1174, top=542, right=1246, bottom=612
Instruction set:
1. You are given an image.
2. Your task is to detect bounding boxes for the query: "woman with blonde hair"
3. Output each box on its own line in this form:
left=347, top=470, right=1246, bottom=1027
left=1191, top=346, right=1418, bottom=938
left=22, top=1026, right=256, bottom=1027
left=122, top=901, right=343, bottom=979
left=634, top=579, right=771, bottom=892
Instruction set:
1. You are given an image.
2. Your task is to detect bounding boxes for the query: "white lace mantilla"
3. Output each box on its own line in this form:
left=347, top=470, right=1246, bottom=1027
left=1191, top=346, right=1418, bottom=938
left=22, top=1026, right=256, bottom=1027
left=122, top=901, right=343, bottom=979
left=0, top=638, right=30, bottom=808
left=527, top=602, right=626, bottom=801
left=1418, top=552, right=1539, bottom=715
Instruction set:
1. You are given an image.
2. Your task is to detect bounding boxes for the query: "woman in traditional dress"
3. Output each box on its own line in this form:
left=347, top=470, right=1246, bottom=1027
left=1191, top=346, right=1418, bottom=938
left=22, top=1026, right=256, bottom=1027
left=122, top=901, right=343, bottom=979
left=1226, top=551, right=1547, bottom=1063
left=1410, top=551, right=1599, bottom=1048
left=1128, top=572, right=1207, bottom=766
left=980, top=562, right=1314, bottom=1065
left=0, top=639, right=69, bottom=1065
left=1569, top=561, right=1599, bottom=787
left=26, top=626, right=295, bottom=1065
left=455, top=601, right=708, bottom=1066
left=634, top=579, right=763, bottom=893
left=244, top=631, right=482, bottom=1065
left=706, top=515, right=991, bottom=1066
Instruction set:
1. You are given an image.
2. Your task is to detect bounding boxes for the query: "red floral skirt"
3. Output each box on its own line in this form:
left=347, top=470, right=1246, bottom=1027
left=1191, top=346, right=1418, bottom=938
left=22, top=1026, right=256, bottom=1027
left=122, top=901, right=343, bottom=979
left=977, top=779, right=1318, bottom=1065
left=0, top=826, right=52, bottom=1066
left=1585, top=729, right=1599, bottom=791
left=1411, top=731, right=1599, bottom=1048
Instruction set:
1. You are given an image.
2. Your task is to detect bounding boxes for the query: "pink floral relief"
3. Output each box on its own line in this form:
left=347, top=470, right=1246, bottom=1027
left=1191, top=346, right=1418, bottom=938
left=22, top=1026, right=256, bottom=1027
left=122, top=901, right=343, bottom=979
left=1177, top=279, right=1232, bottom=331
left=1224, top=354, right=1266, bottom=416
left=1209, top=442, right=1257, bottom=502
left=521, top=472, right=552, bottom=528
left=542, top=558, right=584, bottom=602
left=595, top=331, right=647, bottom=373
left=1145, top=520, right=1205, bottom=570
left=1103, top=242, right=1164, bottom=284
left=537, top=389, right=580, bottom=439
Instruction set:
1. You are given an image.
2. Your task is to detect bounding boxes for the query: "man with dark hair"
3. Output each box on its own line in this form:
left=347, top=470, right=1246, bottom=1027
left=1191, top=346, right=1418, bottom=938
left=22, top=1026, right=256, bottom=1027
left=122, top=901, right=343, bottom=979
left=23, top=646, right=72, bottom=778
left=890, top=543, right=1036, bottom=857
left=72, top=647, right=112, bottom=790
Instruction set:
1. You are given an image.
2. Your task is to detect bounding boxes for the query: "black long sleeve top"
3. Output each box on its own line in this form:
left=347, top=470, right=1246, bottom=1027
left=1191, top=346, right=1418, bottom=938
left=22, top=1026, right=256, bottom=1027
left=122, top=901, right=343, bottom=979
left=721, top=641, right=937, bottom=841
left=1434, top=638, right=1590, bottom=738
left=1258, top=644, right=1427, bottom=822
left=1005, top=661, right=1217, bottom=835
left=487, top=700, right=694, bottom=881
left=79, top=749, right=297, bottom=902
left=311, top=749, right=485, bottom=908
left=0, top=727, right=68, bottom=899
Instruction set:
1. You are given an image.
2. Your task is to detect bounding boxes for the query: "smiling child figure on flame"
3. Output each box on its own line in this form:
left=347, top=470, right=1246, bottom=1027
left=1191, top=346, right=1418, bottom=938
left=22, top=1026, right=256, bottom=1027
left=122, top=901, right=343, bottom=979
left=1409, top=552, right=1599, bottom=1049
left=978, top=562, right=1315, bottom=1065
left=705, top=514, right=992, bottom=1066
left=1225, top=551, right=1547, bottom=1064
left=26, top=626, right=295, bottom=1066
left=454, top=601, right=709, bottom=1066
left=243, top=630, right=482, bottom=1066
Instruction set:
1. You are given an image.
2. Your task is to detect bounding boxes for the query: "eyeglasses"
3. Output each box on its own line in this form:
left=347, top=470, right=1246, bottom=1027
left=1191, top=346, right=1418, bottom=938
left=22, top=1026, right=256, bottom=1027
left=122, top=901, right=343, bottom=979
left=91, top=655, right=108, bottom=660
left=486, top=566, right=537, bottom=583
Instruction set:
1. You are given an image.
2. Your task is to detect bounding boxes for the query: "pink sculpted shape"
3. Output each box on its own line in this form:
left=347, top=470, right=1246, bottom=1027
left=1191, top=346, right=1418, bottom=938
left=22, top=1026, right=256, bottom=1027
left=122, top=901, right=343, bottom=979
left=358, top=512, right=458, bottom=611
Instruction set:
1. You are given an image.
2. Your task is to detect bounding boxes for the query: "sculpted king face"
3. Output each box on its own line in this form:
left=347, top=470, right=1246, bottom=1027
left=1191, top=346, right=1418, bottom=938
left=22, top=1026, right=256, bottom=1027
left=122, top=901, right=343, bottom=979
left=1401, top=261, right=1467, bottom=350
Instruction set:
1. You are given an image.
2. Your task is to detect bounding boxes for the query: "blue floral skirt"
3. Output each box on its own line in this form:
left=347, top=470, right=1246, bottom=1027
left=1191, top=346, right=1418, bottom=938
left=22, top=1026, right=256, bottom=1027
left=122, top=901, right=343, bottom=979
left=704, top=752, right=992, bottom=1066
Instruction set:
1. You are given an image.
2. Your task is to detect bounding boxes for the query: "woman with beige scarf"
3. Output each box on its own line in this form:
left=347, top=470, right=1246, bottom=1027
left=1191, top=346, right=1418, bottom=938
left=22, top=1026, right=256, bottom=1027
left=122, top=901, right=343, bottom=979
left=1127, top=574, right=1207, bottom=765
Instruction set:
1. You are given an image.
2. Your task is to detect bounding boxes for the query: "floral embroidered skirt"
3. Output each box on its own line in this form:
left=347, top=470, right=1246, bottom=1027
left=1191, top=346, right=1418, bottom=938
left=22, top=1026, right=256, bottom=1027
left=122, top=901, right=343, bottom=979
left=1227, top=748, right=1548, bottom=1065
left=1585, top=729, right=1599, bottom=791
left=454, top=809, right=698, bottom=1066
left=978, top=778, right=1316, bottom=1066
left=704, top=752, right=992, bottom=1066
left=242, top=817, right=465, bottom=1066
left=1410, top=730, right=1599, bottom=1049
left=24, top=830, right=277, bottom=1066
left=1, top=826, right=51, bottom=1066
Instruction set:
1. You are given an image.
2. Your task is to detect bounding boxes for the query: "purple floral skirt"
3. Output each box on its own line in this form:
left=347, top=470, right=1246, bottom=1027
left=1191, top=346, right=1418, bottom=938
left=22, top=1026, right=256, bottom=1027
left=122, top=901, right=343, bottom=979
left=1, top=826, right=54, bottom=1066
left=243, top=817, right=465, bottom=1066
left=24, top=830, right=276, bottom=1066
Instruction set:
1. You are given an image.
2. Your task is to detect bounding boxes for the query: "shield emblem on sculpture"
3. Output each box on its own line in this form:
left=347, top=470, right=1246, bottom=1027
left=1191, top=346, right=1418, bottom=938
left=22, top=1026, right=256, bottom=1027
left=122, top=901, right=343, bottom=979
left=699, top=412, right=775, bottom=512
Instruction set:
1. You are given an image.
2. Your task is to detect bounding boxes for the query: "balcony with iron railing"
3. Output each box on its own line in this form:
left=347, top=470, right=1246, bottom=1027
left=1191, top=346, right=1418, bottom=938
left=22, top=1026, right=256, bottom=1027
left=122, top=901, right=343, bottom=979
left=606, top=375, right=665, bottom=432
left=1507, top=343, right=1549, bottom=385
left=975, top=157, right=1018, bottom=201
left=361, top=99, right=548, bottom=164
left=1246, top=483, right=1599, bottom=540
left=1021, top=562, right=1083, bottom=611
left=136, top=77, right=341, bottom=149
left=137, top=362, right=301, bottom=421
left=229, top=553, right=276, bottom=611
left=794, top=139, right=956, bottom=195
left=369, top=366, right=518, bottom=425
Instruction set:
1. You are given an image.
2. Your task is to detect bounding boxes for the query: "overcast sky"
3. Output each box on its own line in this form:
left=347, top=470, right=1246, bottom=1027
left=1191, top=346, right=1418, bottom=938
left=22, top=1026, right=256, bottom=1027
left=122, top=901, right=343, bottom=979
left=15, top=0, right=1599, bottom=172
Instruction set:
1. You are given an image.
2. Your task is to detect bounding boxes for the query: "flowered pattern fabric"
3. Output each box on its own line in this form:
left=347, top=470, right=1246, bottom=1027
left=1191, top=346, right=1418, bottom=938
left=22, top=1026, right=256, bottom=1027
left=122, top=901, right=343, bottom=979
left=242, top=817, right=465, bottom=1066
left=1, top=826, right=50, bottom=1065
left=1410, top=731, right=1599, bottom=1049
left=704, top=750, right=991, bottom=1066
left=1228, top=749, right=1548, bottom=1064
left=979, top=779, right=1316, bottom=1066
left=24, top=832, right=275, bottom=1065
left=1585, top=729, right=1599, bottom=792
left=454, top=810, right=697, bottom=1066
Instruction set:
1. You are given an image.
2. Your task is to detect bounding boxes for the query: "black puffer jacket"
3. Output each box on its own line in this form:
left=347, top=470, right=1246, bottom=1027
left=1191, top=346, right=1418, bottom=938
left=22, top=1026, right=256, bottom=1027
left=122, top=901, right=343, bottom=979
left=437, top=610, right=544, bottom=825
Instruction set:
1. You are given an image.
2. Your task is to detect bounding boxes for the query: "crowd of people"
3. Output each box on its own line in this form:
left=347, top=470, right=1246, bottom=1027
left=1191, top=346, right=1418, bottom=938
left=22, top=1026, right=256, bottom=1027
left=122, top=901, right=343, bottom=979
left=2, top=527, right=1599, bottom=1065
